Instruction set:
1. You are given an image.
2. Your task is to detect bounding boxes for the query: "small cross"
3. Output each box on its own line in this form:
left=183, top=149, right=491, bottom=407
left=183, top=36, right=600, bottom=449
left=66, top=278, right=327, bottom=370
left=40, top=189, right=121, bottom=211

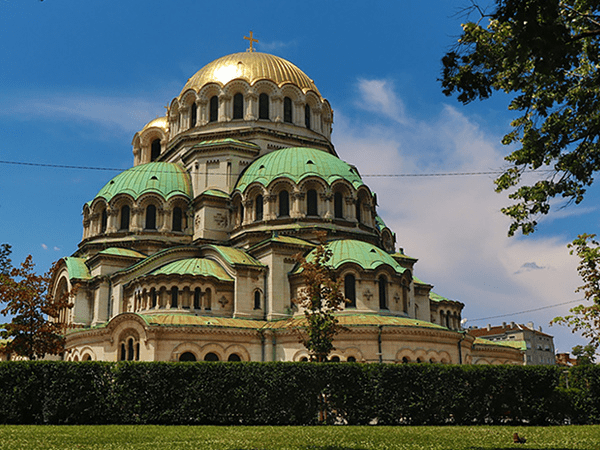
left=244, top=31, right=259, bottom=52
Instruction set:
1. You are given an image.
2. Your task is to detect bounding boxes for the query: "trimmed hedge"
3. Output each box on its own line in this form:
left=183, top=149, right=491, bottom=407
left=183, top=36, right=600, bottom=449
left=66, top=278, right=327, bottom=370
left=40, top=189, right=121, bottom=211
left=0, top=361, right=598, bottom=425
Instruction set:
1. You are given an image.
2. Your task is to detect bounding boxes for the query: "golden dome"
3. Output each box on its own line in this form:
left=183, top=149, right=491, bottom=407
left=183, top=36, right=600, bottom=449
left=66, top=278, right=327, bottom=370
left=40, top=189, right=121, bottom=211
left=180, top=52, right=321, bottom=98
left=142, top=116, right=169, bottom=132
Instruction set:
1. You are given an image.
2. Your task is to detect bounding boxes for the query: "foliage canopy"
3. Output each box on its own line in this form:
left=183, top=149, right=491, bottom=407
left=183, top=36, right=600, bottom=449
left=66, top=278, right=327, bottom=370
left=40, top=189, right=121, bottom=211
left=441, top=0, right=600, bottom=235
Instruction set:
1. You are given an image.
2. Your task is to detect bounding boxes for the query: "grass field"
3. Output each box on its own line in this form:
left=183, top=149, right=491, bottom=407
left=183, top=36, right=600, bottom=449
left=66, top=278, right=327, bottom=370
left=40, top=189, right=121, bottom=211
left=0, top=425, right=599, bottom=450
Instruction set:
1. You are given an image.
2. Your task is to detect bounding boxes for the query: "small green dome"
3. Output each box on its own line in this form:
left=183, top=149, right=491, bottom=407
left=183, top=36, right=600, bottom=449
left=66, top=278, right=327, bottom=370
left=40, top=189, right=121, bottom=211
left=235, top=147, right=364, bottom=193
left=151, top=258, right=233, bottom=282
left=93, top=162, right=192, bottom=203
left=297, top=239, right=405, bottom=274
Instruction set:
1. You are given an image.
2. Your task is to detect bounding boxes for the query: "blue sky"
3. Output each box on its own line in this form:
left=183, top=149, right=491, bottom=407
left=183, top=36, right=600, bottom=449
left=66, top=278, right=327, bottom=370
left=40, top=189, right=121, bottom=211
left=1, top=0, right=597, bottom=353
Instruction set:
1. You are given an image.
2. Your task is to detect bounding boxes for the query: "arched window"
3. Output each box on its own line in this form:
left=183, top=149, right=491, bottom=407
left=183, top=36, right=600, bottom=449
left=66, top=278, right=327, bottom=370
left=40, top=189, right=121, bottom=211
left=402, top=288, right=409, bottom=314
left=239, top=203, right=245, bottom=225
left=228, top=354, right=242, bottom=362
left=151, top=288, right=157, bottom=308
left=307, top=189, right=318, bottom=216
left=334, top=192, right=343, bottom=219
left=120, top=343, right=126, bottom=361
left=151, top=139, right=161, bottom=162
left=120, top=205, right=130, bottom=231
left=305, top=104, right=311, bottom=129
left=284, top=97, right=293, bottom=123
left=355, top=198, right=362, bottom=223
left=344, top=274, right=356, bottom=308
left=347, top=356, right=357, bottom=362
left=259, top=93, right=269, bottom=120
left=255, top=195, right=263, bottom=221
left=127, top=338, right=135, bottom=361
left=172, top=207, right=183, bottom=232
left=209, top=96, right=218, bottom=122
left=254, top=290, right=261, bottom=310
left=190, top=103, right=197, bottom=128
left=171, top=287, right=178, bottom=308
left=205, top=288, right=212, bottom=310
left=145, top=204, right=156, bottom=230
left=204, top=352, right=219, bottom=361
left=100, top=209, right=108, bottom=233
left=194, top=288, right=201, bottom=310
left=233, top=93, right=244, bottom=120
left=179, top=352, right=196, bottom=362
left=278, top=190, right=289, bottom=217
left=378, top=275, right=388, bottom=310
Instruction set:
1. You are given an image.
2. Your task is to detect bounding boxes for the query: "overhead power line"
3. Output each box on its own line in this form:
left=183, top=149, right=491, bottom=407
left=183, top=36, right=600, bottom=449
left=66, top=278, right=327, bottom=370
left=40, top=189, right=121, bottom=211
left=468, top=299, right=583, bottom=322
left=0, top=159, right=555, bottom=178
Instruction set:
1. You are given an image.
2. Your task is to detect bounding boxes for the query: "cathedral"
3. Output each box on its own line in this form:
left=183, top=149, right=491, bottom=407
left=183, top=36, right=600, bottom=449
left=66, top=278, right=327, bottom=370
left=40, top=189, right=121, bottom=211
left=51, top=38, right=522, bottom=365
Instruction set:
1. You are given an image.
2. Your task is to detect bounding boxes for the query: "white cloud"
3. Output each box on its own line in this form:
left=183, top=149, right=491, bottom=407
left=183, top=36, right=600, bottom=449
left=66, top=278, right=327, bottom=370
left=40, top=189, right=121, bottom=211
left=41, top=244, right=48, bottom=250
left=334, top=78, right=584, bottom=352
left=258, top=39, right=297, bottom=52
left=356, top=79, right=408, bottom=124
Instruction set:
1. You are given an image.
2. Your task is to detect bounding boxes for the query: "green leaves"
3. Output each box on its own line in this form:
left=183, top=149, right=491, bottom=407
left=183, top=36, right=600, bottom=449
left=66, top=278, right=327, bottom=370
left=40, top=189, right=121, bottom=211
left=442, top=0, right=600, bottom=235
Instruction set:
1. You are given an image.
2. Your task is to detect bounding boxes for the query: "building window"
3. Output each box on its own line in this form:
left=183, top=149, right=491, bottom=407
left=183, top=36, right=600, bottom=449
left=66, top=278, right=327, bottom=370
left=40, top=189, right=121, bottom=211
left=259, top=93, right=269, bottom=120
left=100, top=209, right=108, bottom=233
left=344, top=274, right=356, bottom=308
left=204, top=352, right=219, bottom=361
left=255, top=195, right=264, bottom=221
left=378, top=275, right=388, bottom=310
left=254, top=290, right=261, bottom=310
left=151, top=139, right=161, bottom=162
left=305, top=104, right=311, bottom=129
left=145, top=204, right=157, bottom=230
left=209, top=96, right=218, bottom=122
left=284, top=97, right=293, bottom=123
left=334, top=192, right=343, bottom=219
left=120, top=205, right=130, bottom=231
left=194, top=288, right=201, bottom=310
left=171, top=287, right=178, bottom=308
left=278, top=190, right=289, bottom=217
left=307, top=189, right=318, bottom=216
left=228, top=354, right=242, bottom=362
left=180, top=352, right=196, bottom=362
left=355, top=198, right=362, bottom=223
left=190, top=103, right=197, bottom=127
left=121, top=337, right=138, bottom=361
left=347, top=356, right=356, bottom=362
left=205, top=288, right=212, bottom=310
left=151, top=288, right=157, bottom=308
left=172, top=207, right=183, bottom=232
left=233, top=93, right=244, bottom=120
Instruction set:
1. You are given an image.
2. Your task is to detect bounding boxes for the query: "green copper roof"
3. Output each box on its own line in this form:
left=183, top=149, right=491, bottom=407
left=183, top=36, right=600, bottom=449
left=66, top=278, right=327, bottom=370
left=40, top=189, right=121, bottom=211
left=201, top=189, right=230, bottom=198
left=140, top=314, right=263, bottom=329
left=235, top=147, right=364, bottom=192
left=151, top=258, right=233, bottom=282
left=294, top=239, right=405, bottom=274
left=192, top=138, right=260, bottom=151
left=92, top=162, right=192, bottom=203
left=430, top=292, right=448, bottom=302
left=204, top=245, right=264, bottom=267
left=64, top=257, right=91, bottom=280
left=473, top=337, right=527, bottom=351
left=98, top=248, right=146, bottom=258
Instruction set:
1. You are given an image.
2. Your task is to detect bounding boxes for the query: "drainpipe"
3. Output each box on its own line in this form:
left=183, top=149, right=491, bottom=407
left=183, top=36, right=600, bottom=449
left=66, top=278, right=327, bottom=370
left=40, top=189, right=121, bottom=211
left=457, top=331, right=466, bottom=364
left=378, top=325, right=383, bottom=363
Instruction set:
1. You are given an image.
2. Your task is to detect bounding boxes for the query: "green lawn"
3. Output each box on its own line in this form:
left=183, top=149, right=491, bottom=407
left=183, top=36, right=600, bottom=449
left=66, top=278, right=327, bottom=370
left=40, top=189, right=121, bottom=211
left=0, top=425, right=599, bottom=450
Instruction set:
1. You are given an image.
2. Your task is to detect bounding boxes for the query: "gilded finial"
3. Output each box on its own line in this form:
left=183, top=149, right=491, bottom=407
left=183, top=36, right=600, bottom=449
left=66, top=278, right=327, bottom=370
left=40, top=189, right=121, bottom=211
left=244, top=31, right=259, bottom=52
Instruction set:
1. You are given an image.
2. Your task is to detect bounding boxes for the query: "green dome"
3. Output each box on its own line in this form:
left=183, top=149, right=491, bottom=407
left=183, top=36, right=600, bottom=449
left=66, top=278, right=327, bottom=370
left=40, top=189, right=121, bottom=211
left=235, top=147, right=364, bottom=193
left=151, top=258, right=233, bottom=282
left=93, top=162, right=192, bottom=203
left=297, top=239, right=405, bottom=274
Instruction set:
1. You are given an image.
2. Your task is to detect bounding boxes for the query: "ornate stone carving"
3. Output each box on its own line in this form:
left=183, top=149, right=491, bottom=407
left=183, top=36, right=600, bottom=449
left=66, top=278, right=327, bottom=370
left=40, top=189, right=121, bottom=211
left=214, top=213, right=228, bottom=228
left=363, top=289, right=373, bottom=302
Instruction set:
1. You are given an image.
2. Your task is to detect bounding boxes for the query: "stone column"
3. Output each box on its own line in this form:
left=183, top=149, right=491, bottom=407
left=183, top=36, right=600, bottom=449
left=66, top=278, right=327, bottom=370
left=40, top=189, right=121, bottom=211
left=198, top=99, right=208, bottom=126
left=246, top=93, right=258, bottom=120
left=272, top=95, right=283, bottom=122
left=291, top=192, right=304, bottom=218
left=106, top=208, right=118, bottom=233
left=321, top=191, right=333, bottom=219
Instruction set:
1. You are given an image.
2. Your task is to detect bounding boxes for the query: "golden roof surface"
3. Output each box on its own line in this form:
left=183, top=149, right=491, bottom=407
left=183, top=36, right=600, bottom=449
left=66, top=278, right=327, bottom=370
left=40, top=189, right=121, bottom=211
left=180, top=52, right=321, bottom=98
left=142, top=116, right=169, bottom=132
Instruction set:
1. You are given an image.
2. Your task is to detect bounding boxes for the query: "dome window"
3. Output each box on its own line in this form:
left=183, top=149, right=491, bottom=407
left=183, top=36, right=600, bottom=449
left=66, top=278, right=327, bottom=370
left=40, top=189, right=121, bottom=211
left=145, top=204, right=157, bottom=230
left=255, top=195, right=264, bottom=221
left=259, top=93, right=269, bottom=120
left=378, top=275, right=388, bottom=310
left=284, top=97, right=293, bottom=123
left=356, top=198, right=362, bottom=223
left=334, top=192, right=343, bottom=219
left=307, top=189, right=318, bottom=216
left=190, top=103, right=197, bottom=128
left=119, top=205, right=130, bottom=231
left=172, top=207, right=183, bottom=232
left=344, top=274, right=356, bottom=308
left=254, top=290, right=261, bottom=310
left=306, top=160, right=314, bottom=165
left=150, top=176, right=158, bottom=181
left=278, top=190, right=289, bottom=217
left=151, top=139, right=161, bottom=162
left=209, top=96, right=218, bottom=122
left=171, top=287, right=179, bottom=308
left=233, top=93, right=244, bottom=120
left=194, top=288, right=201, bottom=310
left=305, top=104, right=311, bottom=130
left=100, top=209, right=108, bottom=233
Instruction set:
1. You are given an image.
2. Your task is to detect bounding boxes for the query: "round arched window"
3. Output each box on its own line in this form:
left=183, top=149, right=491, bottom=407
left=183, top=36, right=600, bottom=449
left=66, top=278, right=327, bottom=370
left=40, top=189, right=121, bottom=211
left=204, top=352, right=219, bottom=361
left=228, top=354, right=241, bottom=362
left=179, top=352, right=197, bottom=362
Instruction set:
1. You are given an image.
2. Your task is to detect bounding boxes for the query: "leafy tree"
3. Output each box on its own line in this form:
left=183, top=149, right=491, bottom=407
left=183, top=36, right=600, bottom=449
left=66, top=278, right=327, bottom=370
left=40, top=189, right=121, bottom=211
left=0, top=255, right=74, bottom=360
left=0, top=243, right=11, bottom=276
left=294, top=235, right=347, bottom=362
left=553, top=234, right=600, bottom=349
left=572, top=343, right=596, bottom=364
left=441, top=0, right=600, bottom=235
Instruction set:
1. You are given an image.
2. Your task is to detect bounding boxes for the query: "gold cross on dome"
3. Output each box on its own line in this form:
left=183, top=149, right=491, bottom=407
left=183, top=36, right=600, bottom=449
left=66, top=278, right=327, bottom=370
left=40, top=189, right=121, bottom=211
left=244, top=31, right=259, bottom=52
